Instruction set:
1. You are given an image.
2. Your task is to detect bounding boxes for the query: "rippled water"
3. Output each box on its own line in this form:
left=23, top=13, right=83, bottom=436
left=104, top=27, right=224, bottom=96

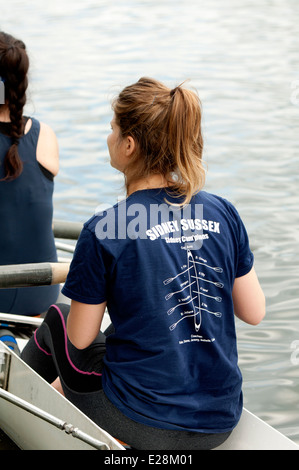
left=2, top=0, right=299, bottom=444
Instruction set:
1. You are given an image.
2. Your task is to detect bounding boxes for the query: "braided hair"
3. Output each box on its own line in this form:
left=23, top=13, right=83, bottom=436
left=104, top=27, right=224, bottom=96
left=0, top=32, right=29, bottom=181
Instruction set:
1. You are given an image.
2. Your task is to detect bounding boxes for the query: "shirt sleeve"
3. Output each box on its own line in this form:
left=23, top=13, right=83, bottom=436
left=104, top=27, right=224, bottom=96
left=61, top=226, right=107, bottom=304
left=234, top=211, right=254, bottom=278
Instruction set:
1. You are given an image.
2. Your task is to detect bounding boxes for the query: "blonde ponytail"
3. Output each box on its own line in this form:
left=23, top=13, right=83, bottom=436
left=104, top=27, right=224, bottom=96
left=167, top=84, right=205, bottom=204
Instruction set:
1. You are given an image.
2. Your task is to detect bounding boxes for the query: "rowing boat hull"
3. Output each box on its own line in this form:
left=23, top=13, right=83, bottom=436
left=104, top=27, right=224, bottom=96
left=215, top=408, right=299, bottom=450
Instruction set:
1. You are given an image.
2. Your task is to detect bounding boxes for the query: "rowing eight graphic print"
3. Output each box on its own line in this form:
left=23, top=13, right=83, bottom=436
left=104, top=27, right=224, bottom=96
left=163, top=249, right=223, bottom=338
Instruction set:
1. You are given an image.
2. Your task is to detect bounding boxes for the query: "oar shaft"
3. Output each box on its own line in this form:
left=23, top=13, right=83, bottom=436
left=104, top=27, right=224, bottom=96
left=0, top=312, right=43, bottom=327
left=53, top=220, right=82, bottom=240
left=55, top=241, right=75, bottom=254
left=0, top=262, right=70, bottom=289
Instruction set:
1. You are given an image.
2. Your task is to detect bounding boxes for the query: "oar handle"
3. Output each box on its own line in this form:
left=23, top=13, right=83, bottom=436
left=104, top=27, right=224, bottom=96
left=0, top=262, right=70, bottom=289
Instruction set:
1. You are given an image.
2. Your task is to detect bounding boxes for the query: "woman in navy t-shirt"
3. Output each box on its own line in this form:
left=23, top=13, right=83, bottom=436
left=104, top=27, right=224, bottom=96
left=22, top=77, right=265, bottom=449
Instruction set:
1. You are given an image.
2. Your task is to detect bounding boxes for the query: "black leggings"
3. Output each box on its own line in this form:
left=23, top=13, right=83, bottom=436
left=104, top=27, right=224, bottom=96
left=21, top=304, right=231, bottom=450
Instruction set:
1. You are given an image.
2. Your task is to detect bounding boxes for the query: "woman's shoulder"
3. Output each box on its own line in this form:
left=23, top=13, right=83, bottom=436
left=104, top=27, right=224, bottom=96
left=196, top=190, right=229, bottom=205
left=196, top=190, right=242, bottom=221
left=25, top=117, right=57, bottom=145
left=38, top=121, right=58, bottom=142
left=36, top=120, right=59, bottom=176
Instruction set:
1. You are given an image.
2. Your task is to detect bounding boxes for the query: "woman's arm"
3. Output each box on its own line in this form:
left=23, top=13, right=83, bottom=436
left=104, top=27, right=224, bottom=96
left=36, top=122, right=59, bottom=176
left=232, top=267, right=266, bottom=325
left=66, top=299, right=107, bottom=349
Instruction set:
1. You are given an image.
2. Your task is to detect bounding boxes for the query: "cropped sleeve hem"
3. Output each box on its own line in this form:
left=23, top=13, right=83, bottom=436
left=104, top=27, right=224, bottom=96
left=235, top=253, right=254, bottom=278
left=61, top=286, right=107, bottom=305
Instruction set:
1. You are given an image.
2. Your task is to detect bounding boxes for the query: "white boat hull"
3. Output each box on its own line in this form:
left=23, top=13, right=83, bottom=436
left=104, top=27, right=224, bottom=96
left=0, top=343, right=124, bottom=450
left=215, top=408, right=299, bottom=450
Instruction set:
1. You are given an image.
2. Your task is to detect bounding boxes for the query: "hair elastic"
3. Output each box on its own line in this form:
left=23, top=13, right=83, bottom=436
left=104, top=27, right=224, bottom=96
left=170, top=87, right=178, bottom=97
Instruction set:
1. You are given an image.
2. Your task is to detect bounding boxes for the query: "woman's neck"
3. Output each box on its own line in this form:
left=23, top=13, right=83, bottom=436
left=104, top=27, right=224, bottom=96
left=127, top=174, right=170, bottom=196
left=0, top=106, right=10, bottom=122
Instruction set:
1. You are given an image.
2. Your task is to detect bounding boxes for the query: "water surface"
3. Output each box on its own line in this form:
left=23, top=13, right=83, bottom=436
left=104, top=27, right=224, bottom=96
left=1, top=0, right=299, bottom=444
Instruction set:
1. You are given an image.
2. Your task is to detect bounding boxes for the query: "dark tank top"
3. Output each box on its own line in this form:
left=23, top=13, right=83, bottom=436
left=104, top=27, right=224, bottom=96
left=0, top=117, right=59, bottom=315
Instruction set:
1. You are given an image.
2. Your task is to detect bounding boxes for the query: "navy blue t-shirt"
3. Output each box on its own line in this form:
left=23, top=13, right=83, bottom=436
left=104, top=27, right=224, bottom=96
left=62, top=188, right=254, bottom=433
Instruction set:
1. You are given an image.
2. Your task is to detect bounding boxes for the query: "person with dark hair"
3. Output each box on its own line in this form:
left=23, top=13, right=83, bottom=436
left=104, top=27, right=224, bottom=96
left=22, top=77, right=265, bottom=449
left=0, top=32, right=60, bottom=316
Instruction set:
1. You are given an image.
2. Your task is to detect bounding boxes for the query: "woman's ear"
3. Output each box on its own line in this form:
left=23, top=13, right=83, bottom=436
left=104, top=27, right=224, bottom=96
left=125, top=135, right=136, bottom=158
